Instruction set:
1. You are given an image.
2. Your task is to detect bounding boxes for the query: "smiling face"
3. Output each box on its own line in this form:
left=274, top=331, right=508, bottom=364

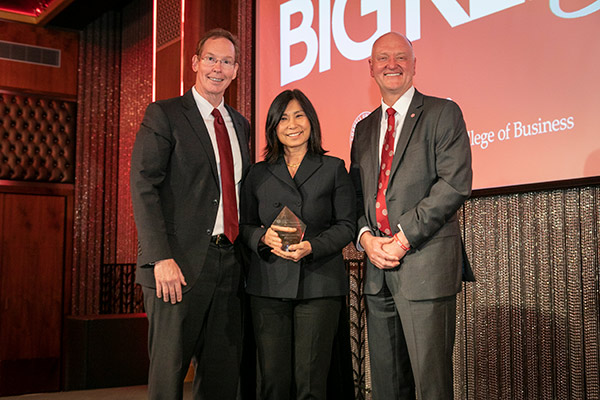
left=276, top=99, right=311, bottom=154
left=192, top=37, right=239, bottom=107
left=369, top=32, right=416, bottom=106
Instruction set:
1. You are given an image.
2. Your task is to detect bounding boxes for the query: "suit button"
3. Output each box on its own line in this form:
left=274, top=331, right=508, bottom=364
left=212, top=199, right=218, bottom=206
left=273, top=202, right=281, bottom=207
left=206, top=229, right=212, bottom=235
left=296, top=201, right=301, bottom=207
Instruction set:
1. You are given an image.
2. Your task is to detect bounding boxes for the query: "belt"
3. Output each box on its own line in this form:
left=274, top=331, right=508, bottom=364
left=210, top=234, right=232, bottom=246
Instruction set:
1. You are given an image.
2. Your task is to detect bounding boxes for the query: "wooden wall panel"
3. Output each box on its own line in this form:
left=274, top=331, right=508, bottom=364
left=0, top=21, right=78, bottom=97
left=156, top=39, right=181, bottom=101
left=182, top=0, right=203, bottom=93
left=0, top=191, right=67, bottom=395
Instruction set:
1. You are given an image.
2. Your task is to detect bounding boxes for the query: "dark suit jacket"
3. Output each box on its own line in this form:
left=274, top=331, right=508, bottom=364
left=240, top=153, right=356, bottom=299
left=130, top=89, right=251, bottom=291
left=350, top=90, right=472, bottom=301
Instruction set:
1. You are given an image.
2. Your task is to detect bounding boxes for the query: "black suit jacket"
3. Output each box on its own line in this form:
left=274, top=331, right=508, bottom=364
left=130, top=89, right=251, bottom=291
left=240, top=153, right=356, bottom=299
left=350, top=90, right=473, bottom=300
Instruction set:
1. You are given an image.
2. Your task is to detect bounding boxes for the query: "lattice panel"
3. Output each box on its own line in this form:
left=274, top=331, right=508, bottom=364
left=0, top=92, right=75, bottom=182
left=157, top=0, right=181, bottom=48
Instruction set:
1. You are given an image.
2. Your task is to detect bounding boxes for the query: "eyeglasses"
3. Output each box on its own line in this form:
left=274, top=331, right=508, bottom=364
left=200, top=55, right=236, bottom=69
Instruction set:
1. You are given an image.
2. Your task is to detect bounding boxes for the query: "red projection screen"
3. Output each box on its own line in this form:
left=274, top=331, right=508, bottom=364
left=255, top=0, right=600, bottom=191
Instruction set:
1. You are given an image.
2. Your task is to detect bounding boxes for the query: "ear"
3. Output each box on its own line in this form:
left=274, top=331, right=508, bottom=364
left=368, top=58, right=374, bottom=78
left=192, top=55, right=199, bottom=72
left=231, top=62, right=239, bottom=80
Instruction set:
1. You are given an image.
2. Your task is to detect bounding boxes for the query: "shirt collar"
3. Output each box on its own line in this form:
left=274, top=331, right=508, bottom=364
left=381, top=86, right=415, bottom=118
left=191, top=86, right=225, bottom=119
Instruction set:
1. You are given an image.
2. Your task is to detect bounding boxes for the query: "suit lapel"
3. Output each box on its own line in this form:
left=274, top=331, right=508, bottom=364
left=293, top=152, right=322, bottom=188
left=267, top=152, right=322, bottom=190
left=268, top=156, right=297, bottom=191
left=181, top=90, right=220, bottom=185
left=365, top=108, right=382, bottom=205
left=389, top=90, right=424, bottom=182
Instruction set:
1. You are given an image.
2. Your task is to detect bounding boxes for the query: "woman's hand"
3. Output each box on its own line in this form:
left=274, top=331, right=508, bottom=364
left=281, top=241, right=312, bottom=261
left=261, top=224, right=311, bottom=262
left=261, top=224, right=295, bottom=249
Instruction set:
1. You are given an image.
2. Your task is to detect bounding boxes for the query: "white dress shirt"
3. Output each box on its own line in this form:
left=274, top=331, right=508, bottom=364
left=191, top=86, right=243, bottom=236
left=357, top=86, right=416, bottom=249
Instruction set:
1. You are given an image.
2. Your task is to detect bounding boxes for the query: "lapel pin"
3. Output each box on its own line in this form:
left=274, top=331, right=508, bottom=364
left=410, top=113, right=415, bottom=118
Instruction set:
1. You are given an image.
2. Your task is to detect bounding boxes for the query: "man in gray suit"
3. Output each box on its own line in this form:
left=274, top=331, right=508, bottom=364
left=130, top=28, right=250, bottom=400
left=350, top=32, right=472, bottom=399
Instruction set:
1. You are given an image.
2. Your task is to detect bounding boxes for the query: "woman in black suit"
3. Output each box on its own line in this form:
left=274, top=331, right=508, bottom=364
left=240, top=89, right=356, bottom=400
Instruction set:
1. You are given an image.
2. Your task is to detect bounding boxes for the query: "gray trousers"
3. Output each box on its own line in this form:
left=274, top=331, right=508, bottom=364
left=367, top=280, right=456, bottom=400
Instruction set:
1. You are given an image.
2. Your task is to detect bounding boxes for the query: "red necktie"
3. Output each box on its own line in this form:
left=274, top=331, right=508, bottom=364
left=212, top=108, right=238, bottom=242
left=376, top=108, right=396, bottom=236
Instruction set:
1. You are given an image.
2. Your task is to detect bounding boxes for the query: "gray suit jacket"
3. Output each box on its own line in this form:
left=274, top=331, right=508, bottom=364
left=240, top=153, right=356, bottom=299
left=350, top=90, right=472, bottom=301
left=130, top=89, right=251, bottom=291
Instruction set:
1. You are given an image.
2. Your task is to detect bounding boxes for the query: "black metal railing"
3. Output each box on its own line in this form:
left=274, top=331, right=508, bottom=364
left=99, top=263, right=144, bottom=314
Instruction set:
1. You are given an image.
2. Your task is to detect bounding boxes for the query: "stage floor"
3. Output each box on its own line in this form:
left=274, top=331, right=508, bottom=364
left=0, top=383, right=192, bottom=400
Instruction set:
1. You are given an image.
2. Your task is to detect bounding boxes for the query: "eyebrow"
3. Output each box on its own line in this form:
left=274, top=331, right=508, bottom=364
left=377, top=51, right=409, bottom=56
left=203, top=52, right=234, bottom=59
left=282, top=109, right=304, bottom=116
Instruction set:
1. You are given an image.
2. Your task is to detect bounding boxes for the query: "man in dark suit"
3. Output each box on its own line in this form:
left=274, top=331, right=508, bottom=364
left=350, top=32, right=472, bottom=399
left=130, top=28, right=250, bottom=400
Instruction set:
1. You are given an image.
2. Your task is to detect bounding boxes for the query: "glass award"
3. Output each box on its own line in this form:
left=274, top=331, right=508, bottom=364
left=272, top=206, right=306, bottom=251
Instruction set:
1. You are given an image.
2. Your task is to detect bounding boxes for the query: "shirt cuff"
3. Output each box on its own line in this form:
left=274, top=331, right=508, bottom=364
left=396, top=223, right=411, bottom=246
left=356, top=226, right=372, bottom=252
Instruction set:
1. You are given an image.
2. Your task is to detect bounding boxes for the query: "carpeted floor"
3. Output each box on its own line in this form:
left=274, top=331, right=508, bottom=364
left=0, top=383, right=193, bottom=399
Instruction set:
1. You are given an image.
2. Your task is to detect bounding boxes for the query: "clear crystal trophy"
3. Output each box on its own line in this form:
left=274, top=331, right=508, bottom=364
left=272, top=206, right=307, bottom=251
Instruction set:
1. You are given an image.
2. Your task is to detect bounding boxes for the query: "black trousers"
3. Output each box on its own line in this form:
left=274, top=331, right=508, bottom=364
left=250, top=295, right=343, bottom=400
left=142, top=243, right=244, bottom=400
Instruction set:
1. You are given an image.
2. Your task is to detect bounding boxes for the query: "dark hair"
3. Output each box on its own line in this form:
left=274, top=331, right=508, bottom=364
left=263, top=89, right=326, bottom=163
left=196, top=28, right=240, bottom=64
